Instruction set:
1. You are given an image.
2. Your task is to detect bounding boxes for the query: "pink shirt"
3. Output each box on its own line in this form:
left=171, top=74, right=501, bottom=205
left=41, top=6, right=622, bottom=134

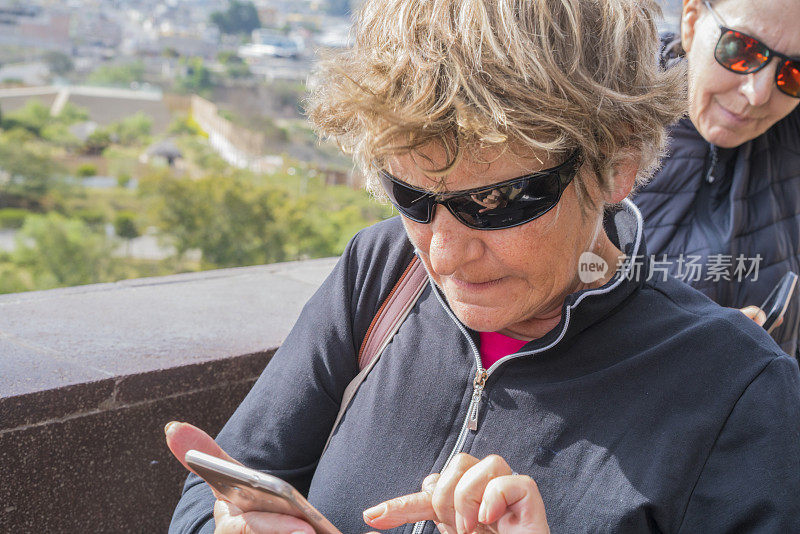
left=479, top=331, right=528, bottom=369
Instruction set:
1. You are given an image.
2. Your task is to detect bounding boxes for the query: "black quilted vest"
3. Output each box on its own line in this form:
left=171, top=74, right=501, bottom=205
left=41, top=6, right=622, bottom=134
left=635, top=106, right=800, bottom=357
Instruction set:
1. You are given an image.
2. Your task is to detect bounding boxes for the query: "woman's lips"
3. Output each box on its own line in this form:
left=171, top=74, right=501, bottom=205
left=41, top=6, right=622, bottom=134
left=716, top=101, right=759, bottom=125
left=448, top=276, right=506, bottom=291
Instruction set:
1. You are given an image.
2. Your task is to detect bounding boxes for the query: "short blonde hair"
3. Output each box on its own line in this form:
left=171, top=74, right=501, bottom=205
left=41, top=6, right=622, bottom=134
left=307, top=0, right=686, bottom=205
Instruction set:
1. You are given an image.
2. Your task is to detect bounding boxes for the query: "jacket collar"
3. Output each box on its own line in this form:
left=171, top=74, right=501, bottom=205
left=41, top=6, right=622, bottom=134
left=512, top=199, right=648, bottom=354
left=423, top=199, right=649, bottom=358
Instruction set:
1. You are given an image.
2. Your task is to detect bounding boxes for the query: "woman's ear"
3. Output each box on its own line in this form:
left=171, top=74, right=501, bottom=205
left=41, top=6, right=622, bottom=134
left=606, top=152, right=640, bottom=204
left=681, top=0, right=703, bottom=53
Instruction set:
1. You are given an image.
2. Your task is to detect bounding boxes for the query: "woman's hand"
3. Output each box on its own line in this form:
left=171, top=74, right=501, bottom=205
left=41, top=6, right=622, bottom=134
left=740, top=305, right=767, bottom=327
left=164, top=421, right=315, bottom=534
left=362, top=453, right=550, bottom=534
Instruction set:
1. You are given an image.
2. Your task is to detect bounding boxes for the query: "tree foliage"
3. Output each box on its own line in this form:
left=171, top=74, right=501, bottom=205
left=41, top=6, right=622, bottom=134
left=141, top=171, right=287, bottom=266
left=114, top=211, right=140, bottom=240
left=0, top=140, right=67, bottom=208
left=210, top=1, right=261, bottom=35
left=1, top=100, right=88, bottom=143
left=177, top=57, right=213, bottom=95
left=11, top=213, right=117, bottom=289
left=108, top=112, right=153, bottom=146
left=81, top=129, right=112, bottom=156
left=0, top=97, right=390, bottom=296
left=2, top=99, right=52, bottom=136
left=140, top=168, right=390, bottom=268
left=218, top=52, right=251, bottom=79
left=87, top=61, right=146, bottom=87
left=43, top=51, right=74, bottom=77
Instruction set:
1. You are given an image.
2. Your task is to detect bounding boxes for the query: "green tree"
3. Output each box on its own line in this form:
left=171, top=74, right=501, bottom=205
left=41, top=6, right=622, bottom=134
left=87, top=61, right=146, bottom=86
left=76, top=163, right=97, bottom=177
left=0, top=141, right=67, bottom=208
left=0, top=208, right=29, bottom=229
left=56, top=102, right=90, bottom=124
left=177, top=57, right=213, bottom=95
left=2, top=100, right=88, bottom=142
left=141, top=171, right=288, bottom=267
left=81, top=129, right=112, bottom=156
left=2, top=99, right=51, bottom=136
left=141, top=164, right=392, bottom=267
left=167, top=115, right=203, bottom=136
left=0, top=261, right=34, bottom=294
left=40, top=123, right=82, bottom=149
left=43, top=51, right=74, bottom=76
left=11, top=213, right=116, bottom=289
left=108, top=112, right=153, bottom=146
left=210, top=1, right=261, bottom=35
left=114, top=210, right=140, bottom=257
left=114, top=211, right=140, bottom=240
left=218, top=51, right=251, bottom=79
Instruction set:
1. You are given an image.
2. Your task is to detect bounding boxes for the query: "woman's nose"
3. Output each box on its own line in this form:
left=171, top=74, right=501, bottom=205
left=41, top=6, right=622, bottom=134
left=427, top=205, right=484, bottom=276
left=739, top=66, right=775, bottom=107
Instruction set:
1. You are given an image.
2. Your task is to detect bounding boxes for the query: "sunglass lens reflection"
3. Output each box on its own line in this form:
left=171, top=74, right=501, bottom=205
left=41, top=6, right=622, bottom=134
left=777, top=60, right=800, bottom=97
left=717, top=30, right=769, bottom=73
left=448, top=181, right=559, bottom=229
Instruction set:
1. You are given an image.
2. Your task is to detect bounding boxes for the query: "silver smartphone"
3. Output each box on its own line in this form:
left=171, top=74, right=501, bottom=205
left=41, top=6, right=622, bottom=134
left=760, top=271, right=798, bottom=335
left=184, top=450, right=343, bottom=534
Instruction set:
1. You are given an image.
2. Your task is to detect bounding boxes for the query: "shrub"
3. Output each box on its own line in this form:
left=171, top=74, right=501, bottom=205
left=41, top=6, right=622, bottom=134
left=76, top=163, right=98, bottom=177
left=72, top=208, right=106, bottom=226
left=114, top=211, right=140, bottom=240
left=0, top=208, right=30, bottom=229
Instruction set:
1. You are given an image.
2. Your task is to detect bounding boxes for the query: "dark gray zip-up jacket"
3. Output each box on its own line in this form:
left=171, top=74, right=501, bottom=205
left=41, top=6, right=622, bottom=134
left=170, top=201, right=800, bottom=534
left=634, top=36, right=800, bottom=357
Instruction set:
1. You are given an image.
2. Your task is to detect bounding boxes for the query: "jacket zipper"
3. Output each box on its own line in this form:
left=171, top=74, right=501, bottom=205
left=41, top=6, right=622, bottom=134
left=410, top=199, right=645, bottom=534
left=467, top=369, right=488, bottom=431
left=695, top=143, right=727, bottom=254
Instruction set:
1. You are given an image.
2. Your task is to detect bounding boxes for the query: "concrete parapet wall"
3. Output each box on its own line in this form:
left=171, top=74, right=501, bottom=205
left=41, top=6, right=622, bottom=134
left=0, top=258, right=337, bottom=533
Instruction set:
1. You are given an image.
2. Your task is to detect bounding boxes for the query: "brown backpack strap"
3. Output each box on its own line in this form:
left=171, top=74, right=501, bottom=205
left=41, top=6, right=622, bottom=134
left=322, top=255, right=427, bottom=455
left=357, top=256, right=427, bottom=370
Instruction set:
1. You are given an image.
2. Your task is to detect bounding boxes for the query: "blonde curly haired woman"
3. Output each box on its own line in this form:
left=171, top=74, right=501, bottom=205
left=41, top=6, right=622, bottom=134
left=167, top=0, right=800, bottom=532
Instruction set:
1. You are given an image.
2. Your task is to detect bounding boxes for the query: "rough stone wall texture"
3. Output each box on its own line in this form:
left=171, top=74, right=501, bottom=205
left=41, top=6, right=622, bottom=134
left=0, top=354, right=267, bottom=533
left=0, top=258, right=337, bottom=533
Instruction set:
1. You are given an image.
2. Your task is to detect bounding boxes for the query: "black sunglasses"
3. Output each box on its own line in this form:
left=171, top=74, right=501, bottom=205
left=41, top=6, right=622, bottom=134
left=376, top=150, right=582, bottom=230
left=704, top=0, right=800, bottom=98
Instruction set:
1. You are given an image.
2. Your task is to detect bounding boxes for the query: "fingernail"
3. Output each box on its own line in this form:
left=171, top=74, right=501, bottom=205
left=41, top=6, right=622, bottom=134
left=757, top=310, right=766, bottom=325
left=290, top=531, right=307, bottom=534
left=164, top=421, right=179, bottom=436
left=455, top=511, right=466, bottom=534
left=363, top=503, right=386, bottom=522
left=478, top=500, right=487, bottom=523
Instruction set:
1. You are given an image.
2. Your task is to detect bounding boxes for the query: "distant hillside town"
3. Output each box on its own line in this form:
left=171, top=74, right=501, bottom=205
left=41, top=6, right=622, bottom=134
left=0, top=0, right=684, bottom=294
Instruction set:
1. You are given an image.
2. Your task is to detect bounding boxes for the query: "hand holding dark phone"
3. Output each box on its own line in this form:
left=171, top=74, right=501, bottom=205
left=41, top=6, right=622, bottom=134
left=759, top=271, right=798, bottom=335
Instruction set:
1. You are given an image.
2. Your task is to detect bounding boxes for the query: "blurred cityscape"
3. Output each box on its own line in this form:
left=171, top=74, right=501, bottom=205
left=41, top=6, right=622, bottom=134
left=660, top=0, right=682, bottom=32
left=0, top=0, right=351, bottom=80
left=0, top=0, right=683, bottom=294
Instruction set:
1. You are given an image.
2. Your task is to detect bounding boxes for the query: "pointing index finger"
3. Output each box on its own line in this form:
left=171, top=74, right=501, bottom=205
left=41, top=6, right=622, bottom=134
left=363, top=490, right=436, bottom=529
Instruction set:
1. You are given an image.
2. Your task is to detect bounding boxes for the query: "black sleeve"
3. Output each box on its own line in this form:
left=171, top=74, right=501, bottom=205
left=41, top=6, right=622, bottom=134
left=677, top=355, right=800, bottom=533
left=167, top=222, right=411, bottom=533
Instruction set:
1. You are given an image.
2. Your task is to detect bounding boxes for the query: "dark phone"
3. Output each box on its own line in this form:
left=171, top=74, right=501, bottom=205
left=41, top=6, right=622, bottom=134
left=759, top=271, right=798, bottom=335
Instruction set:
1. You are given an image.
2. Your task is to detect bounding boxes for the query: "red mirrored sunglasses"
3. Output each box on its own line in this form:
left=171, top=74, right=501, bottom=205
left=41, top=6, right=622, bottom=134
left=704, top=0, right=800, bottom=98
